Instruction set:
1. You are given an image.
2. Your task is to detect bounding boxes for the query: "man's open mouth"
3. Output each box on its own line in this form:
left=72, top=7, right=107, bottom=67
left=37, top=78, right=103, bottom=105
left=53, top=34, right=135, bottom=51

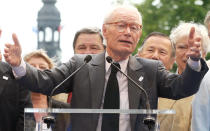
left=119, top=40, right=132, bottom=44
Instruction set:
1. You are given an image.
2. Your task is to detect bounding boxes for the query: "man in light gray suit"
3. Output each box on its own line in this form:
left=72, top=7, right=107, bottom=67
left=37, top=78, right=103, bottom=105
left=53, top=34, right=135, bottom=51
left=4, top=5, right=208, bottom=131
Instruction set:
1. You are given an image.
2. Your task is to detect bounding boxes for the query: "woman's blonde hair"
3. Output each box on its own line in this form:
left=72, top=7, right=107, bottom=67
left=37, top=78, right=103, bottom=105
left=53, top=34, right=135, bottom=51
left=24, top=49, right=54, bottom=69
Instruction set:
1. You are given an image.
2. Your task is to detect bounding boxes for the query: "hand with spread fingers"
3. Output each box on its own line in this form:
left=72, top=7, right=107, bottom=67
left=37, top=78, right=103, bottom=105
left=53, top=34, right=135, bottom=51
left=186, top=27, right=202, bottom=61
left=4, top=33, right=22, bottom=66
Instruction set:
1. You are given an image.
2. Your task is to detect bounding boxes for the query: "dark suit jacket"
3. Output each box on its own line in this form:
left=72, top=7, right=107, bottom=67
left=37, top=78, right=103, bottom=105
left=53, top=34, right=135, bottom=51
left=18, top=52, right=208, bottom=131
left=0, top=61, right=32, bottom=131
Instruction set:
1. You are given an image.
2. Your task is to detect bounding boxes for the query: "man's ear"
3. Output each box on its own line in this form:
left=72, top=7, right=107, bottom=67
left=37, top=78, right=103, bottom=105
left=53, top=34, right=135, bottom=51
left=102, top=24, right=107, bottom=37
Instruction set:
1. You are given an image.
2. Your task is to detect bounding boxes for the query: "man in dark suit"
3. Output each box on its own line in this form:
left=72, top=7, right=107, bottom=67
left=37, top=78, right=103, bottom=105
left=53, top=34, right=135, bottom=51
left=0, top=30, right=32, bottom=131
left=3, top=5, right=208, bottom=131
left=0, top=61, right=33, bottom=131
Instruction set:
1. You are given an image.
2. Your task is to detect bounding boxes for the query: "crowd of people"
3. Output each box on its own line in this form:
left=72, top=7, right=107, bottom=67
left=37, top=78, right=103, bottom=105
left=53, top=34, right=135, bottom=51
left=0, top=4, right=210, bottom=131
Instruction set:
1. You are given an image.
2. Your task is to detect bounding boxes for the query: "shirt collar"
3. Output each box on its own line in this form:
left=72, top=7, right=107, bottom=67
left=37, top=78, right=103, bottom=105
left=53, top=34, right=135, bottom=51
left=105, top=52, right=129, bottom=74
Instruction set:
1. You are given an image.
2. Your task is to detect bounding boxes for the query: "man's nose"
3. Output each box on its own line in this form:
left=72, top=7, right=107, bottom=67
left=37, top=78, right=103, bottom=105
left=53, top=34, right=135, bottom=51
left=124, top=26, right=131, bottom=37
left=151, top=51, right=160, bottom=60
left=125, top=26, right=131, bottom=33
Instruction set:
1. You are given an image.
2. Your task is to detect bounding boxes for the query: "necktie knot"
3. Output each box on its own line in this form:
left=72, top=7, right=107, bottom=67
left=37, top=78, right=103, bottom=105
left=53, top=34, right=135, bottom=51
left=111, top=62, right=120, bottom=74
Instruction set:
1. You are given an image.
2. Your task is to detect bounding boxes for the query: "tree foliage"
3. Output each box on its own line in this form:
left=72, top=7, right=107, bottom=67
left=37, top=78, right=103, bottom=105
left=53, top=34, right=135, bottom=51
left=132, top=0, right=210, bottom=72
left=134, top=0, right=210, bottom=55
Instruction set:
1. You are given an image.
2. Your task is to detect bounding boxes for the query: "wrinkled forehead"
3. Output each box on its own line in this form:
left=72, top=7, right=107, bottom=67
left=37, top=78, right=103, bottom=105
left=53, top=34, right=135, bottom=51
left=146, top=36, right=172, bottom=48
left=107, top=7, right=142, bottom=24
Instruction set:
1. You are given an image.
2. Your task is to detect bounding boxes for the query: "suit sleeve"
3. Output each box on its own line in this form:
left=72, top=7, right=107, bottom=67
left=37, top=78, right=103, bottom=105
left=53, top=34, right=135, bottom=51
left=17, top=55, right=81, bottom=96
left=157, top=58, right=208, bottom=99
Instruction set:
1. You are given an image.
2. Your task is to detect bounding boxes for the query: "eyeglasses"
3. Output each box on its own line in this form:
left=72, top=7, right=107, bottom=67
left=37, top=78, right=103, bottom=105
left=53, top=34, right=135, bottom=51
left=105, top=21, right=142, bottom=33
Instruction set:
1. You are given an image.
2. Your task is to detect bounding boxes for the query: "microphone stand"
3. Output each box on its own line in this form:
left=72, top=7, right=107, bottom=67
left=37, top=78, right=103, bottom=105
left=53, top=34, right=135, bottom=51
left=42, top=55, right=92, bottom=128
left=106, top=56, right=155, bottom=130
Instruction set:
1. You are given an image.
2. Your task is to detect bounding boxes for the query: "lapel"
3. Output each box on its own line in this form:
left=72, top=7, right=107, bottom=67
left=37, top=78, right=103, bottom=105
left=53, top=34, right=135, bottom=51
left=128, top=56, right=144, bottom=109
left=89, top=52, right=105, bottom=109
left=127, top=56, right=145, bottom=130
left=0, top=62, right=12, bottom=94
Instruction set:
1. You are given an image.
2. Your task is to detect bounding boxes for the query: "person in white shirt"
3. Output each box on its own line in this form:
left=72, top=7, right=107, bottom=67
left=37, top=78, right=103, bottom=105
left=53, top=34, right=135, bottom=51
left=191, top=10, right=210, bottom=131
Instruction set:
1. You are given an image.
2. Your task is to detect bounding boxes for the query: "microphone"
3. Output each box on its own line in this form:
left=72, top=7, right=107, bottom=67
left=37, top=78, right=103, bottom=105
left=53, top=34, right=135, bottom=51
left=106, top=56, right=155, bottom=130
left=43, top=55, right=92, bottom=128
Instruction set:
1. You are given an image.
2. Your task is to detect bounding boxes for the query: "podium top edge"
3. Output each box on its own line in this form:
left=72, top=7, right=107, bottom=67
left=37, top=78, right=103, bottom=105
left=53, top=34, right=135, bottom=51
left=24, top=108, right=175, bottom=114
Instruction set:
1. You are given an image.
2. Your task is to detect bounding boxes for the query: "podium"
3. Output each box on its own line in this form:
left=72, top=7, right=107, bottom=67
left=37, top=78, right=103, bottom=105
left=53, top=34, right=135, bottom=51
left=24, top=108, right=175, bottom=131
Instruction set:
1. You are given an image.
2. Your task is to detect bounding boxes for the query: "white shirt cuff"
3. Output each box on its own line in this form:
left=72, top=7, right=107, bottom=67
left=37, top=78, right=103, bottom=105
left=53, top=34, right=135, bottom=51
left=187, top=58, right=201, bottom=72
left=12, top=59, right=26, bottom=78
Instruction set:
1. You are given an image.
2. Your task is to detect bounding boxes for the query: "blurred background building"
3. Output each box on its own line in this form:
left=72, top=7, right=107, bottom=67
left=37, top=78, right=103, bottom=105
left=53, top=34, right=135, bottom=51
left=37, top=0, right=61, bottom=64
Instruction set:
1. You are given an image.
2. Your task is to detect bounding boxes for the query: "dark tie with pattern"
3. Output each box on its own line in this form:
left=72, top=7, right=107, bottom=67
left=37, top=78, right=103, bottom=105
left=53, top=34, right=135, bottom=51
left=101, top=62, right=120, bottom=131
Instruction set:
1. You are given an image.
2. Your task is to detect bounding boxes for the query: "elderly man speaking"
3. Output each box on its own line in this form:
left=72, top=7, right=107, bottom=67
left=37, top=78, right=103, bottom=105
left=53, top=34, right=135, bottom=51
left=3, top=5, right=208, bottom=131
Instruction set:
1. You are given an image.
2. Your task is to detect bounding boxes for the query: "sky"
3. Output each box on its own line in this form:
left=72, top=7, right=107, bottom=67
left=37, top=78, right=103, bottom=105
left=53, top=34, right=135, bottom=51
left=0, top=0, right=142, bottom=62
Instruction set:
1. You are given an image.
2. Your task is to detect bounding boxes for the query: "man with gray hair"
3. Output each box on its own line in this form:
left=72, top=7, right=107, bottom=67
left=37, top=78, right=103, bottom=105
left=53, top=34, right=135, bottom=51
left=158, top=22, right=209, bottom=131
left=3, top=5, right=208, bottom=131
left=170, top=22, right=209, bottom=74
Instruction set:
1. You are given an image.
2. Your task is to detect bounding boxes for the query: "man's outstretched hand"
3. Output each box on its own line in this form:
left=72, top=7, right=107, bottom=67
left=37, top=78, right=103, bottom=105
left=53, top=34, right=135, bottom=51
left=4, top=33, right=22, bottom=66
left=186, top=27, right=202, bottom=61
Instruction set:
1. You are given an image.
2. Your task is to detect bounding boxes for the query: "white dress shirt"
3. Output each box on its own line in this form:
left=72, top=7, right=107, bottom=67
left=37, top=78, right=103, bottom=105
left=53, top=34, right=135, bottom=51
left=191, top=70, right=210, bottom=131
left=96, top=52, right=131, bottom=131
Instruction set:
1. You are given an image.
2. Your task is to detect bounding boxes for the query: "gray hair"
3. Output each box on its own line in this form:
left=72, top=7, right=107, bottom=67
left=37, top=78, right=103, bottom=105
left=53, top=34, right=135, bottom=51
left=204, top=11, right=210, bottom=27
left=170, top=21, right=210, bottom=54
left=103, top=5, right=142, bottom=25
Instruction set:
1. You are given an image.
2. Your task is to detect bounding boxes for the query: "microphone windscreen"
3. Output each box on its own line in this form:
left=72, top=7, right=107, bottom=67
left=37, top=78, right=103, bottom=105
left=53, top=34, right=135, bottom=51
left=84, top=55, right=92, bottom=63
left=106, top=56, right=112, bottom=63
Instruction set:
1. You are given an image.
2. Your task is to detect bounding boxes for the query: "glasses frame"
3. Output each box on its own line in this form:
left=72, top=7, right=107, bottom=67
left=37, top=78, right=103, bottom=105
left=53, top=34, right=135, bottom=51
left=105, top=21, right=142, bottom=33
